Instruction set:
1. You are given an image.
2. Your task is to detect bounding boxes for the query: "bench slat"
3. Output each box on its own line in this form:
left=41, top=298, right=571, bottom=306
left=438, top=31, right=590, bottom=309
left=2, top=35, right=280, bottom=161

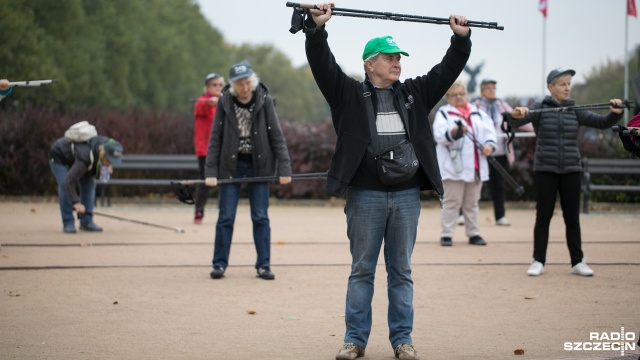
left=587, top=167, right=640, bottom=174
left=114, top=164, right=198, bottom=170
left=589, top=185, right=640, bottom=192
left=102, top=179, right=178, bottom=186
left=581, top=158, right=639, bottom=214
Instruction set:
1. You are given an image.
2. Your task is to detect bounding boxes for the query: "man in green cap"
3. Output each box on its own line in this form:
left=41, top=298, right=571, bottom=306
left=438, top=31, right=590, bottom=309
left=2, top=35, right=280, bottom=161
left=304, top=3, right=471, bottom=360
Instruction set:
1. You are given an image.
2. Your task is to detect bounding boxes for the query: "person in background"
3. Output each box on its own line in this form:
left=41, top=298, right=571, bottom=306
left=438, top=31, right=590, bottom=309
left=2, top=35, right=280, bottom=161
left=508, top=68, right=624, bottom=277
left=473, top=78, right=534, bottom=226
left=304, top=3, right=471, bottom=359
left=205, top=61, right=292, bottom=281
left=193, top=73, right=225, bottom=224
left=49, top=135, right=123, bottom=233
left=0, top=79, right=13, bottom=102
left=617, top=113, right=640, bottom=158
left=433, top=80, right=496, bottom=247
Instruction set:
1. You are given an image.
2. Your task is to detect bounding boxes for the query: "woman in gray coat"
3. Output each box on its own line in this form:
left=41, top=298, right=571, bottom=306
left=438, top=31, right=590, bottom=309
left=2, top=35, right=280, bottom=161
left=204, top=61, right=292, bottom=281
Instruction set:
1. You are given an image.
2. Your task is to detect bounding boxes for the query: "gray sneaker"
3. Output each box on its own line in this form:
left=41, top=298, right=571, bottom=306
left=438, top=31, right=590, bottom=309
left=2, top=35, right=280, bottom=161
left=256, top=267, right=275, bottom=280
left=80, top=222, right=103, bottom=232
left=335, top=343, right=364, bottom=360
left=395, top=343, right=420, bottom=360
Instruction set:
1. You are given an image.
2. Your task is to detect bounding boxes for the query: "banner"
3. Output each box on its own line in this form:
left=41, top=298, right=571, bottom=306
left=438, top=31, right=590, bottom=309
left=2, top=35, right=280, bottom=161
left=628, top=0, right=637, bottom=17
left=539, top=0, right=548, bottom=18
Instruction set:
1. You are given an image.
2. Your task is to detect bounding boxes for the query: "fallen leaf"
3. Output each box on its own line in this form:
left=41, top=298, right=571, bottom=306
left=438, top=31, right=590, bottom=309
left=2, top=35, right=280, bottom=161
left=276, top=241, right=285, bottom=245
left=8, top=291, right=21, bottom=297
left=524, top=296, right=535, bottom=300
left=246, top=310, right=256, bottom=315
left=514, top=349, right=525, bottom=355
left=30, top=208, right=37, bottom=213
left=113, top=300, right=118, bottom=305
left=80, top=242, right=89, bottom=247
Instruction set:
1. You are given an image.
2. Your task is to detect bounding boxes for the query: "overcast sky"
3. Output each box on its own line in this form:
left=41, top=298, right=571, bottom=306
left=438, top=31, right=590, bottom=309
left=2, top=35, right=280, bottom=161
left=195, top=0, right=639, bottom=99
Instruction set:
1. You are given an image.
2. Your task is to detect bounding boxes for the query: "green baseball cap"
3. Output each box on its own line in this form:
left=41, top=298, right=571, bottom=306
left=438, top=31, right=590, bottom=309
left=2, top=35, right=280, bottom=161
left=362, top=36, right=409, bottom=61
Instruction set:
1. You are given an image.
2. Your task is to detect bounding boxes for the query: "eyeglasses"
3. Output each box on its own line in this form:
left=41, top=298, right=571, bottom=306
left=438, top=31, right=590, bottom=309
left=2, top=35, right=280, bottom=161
left=447, top=92, right=466, bottom=98
left=207, top=83, right=224, bottom=87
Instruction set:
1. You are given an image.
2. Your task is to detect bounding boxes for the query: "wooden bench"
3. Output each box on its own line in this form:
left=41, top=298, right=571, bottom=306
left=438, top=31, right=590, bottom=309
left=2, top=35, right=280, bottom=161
left=98, top=154, right=199, bottom=206
left=581, top=157, right=640, bottom=213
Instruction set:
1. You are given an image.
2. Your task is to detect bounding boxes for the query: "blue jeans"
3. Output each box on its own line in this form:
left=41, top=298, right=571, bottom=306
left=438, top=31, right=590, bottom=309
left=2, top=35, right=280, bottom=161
left=50, top=162, right=97, bottom=228
left=212, top=160, right=271, bottom=270
left=343, top=187, right=421, bottom=349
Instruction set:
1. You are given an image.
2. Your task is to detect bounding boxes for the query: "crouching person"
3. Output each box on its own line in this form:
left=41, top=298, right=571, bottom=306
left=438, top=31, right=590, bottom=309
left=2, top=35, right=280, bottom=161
left=49, top=130, right=123, bottom=233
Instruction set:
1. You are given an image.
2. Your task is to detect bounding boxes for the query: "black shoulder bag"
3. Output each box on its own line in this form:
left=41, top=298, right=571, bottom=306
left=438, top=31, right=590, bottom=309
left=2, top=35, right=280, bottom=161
left=363, top=83, right=419, bottom=185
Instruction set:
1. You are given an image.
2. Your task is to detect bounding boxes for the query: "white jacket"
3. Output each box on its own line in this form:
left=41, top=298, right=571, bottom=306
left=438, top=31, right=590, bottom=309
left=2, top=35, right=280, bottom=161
left=433, top=103, right=497, bottom=182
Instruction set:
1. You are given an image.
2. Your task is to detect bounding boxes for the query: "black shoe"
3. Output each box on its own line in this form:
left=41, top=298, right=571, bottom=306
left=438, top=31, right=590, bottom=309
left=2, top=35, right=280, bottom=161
left=63, top=224, right=77, bottom=234
left=257, top=267, right=275, bottom=280
left=210, top=267, right=225, bottom=279
left=469, top=235, right=487, bottom=246
left=80, top=223, right=103, bottom=232
left=440, top=237, right=452, bottom=246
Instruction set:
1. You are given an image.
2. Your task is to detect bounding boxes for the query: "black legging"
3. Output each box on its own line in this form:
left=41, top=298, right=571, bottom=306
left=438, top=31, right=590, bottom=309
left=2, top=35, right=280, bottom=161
left=488, top=154, right=508, bottom=220
left=532, top=171, right=583, bottom=267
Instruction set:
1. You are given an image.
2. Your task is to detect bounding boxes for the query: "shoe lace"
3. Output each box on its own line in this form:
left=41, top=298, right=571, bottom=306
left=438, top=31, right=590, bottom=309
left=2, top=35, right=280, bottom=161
left=341, top=343, right=357, bottom=351
left=396, top=344, right=415, bottom=353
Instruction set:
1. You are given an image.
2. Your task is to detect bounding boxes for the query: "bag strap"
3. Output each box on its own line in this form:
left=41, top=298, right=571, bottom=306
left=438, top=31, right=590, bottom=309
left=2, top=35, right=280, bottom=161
left=362, top=82, right=413, bottom=153
left=70, top=142, right=95, bottom=172
left=363, top=82, right=380, bottom=154
left=397, top=87, right=412, bottom=139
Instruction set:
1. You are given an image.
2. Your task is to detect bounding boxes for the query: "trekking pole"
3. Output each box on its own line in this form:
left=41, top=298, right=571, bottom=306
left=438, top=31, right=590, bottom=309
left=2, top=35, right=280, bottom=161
left=501, top=100, right=633, bottom=147
left=92, top=211, right=185, bottom=233
left=7, top=79, right=58, bottom=87
left=286, top=2, right=504, bottom=32
left=502, top=100, right=632, bottom=119
left=175, top=172, right=328, bottom=186
left=455, top=121, right=525, bottom=196
left=520, top=100, right=632, bottom=114
left=171, top=172, right=328, bottom=204
left=612, top=125, right=640, bottom=137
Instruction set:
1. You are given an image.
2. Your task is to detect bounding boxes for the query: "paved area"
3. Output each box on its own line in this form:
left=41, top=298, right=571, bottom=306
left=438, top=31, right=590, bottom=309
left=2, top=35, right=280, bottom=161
left=0, top=199, right=638, bottom=359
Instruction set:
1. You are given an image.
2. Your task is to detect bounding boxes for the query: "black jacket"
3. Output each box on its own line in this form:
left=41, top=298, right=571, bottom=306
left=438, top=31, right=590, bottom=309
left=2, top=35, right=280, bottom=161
left=205, top=83, right=292, bottom=179
left=508, top=96, right=623, bottom=173
left=49, top=135, right=109, bottom=204
left=305, top=26, right=472, bottom=197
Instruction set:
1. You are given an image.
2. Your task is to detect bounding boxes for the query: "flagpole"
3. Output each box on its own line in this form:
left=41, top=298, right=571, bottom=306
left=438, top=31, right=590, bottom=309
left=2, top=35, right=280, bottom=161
left=542, top=17, right=547, bottom=97
left=624, top=2, right=630, bottom=124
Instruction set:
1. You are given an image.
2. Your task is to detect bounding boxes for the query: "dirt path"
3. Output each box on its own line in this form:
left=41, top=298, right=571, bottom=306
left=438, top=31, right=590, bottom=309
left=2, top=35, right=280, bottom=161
left=0, top=200, right=638, bottom=359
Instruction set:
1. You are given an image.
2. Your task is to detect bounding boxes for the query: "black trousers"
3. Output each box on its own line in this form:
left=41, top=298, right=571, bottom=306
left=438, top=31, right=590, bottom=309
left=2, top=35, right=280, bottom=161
left=194, top=156, right=210, bottom=214
left=488, top=155, right=508, bottom=220
left=532, top=171, right=583, bottom=267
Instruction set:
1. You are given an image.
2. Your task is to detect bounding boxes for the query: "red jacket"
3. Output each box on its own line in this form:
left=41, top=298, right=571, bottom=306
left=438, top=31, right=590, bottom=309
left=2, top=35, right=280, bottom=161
left=193, top=93, right=218, bottom=156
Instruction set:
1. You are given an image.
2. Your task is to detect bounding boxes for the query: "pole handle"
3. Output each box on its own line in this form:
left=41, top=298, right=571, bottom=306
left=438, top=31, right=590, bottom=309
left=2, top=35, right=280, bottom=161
left=286, top=2, right=317, bottom=9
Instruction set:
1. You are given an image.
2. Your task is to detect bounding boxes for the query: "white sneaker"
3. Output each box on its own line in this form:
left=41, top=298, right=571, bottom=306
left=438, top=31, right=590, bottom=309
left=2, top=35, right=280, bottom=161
left=457, top=215, right=465, bottom=226
left=571, top=259, right=594, bottom=276
left=496, top=217, right=511, bottom=226
left=527, top=260, right=544, bottom=276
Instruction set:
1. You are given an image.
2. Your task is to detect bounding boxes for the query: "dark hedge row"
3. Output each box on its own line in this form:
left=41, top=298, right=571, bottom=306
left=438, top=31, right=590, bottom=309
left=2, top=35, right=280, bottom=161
left=0, top=106, right=637, bottom=203
left=0, top=106, right=336, bottom=199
